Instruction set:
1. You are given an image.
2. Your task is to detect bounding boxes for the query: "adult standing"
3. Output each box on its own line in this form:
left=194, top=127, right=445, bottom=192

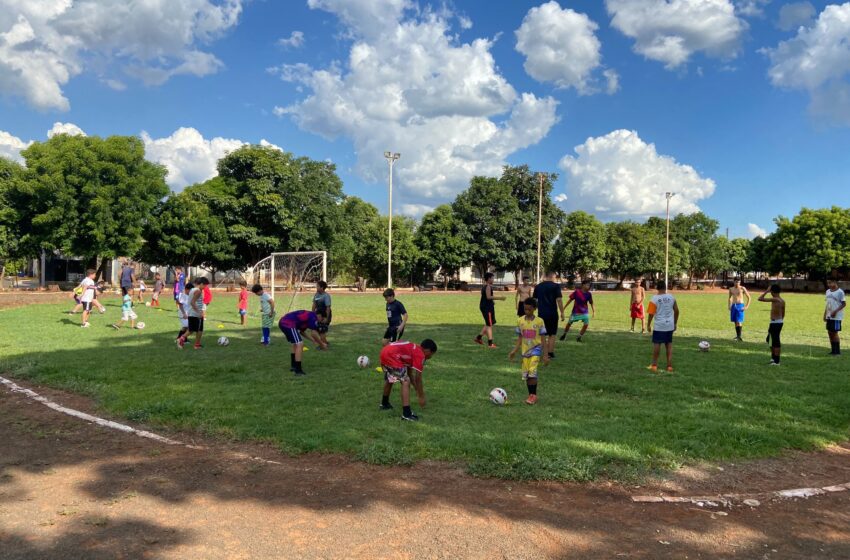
left=728, top=278, right=751, bottom=341
left=119, top=260, right=135, bottom=298
left=533, top=270, right=564, bottom=359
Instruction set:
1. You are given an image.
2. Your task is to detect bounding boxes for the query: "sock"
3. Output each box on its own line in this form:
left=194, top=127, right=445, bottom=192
left=290, top=353, right=296, bottom=368
left=735, top=326, right=742, bottom=338
left=381, top=395, right=390, bottom=406
left=295, top=360, right=303, bottom=372
left=476, top=334, right=482, bottom=341
left=488, top=339, right=493, bottom=346
left=262, top=327, right=270, bottom=344
left=403, top=405, right=412, bottom=416
left=838, top=341, right=842, bottom=354
left=774, top=353, right=780, bottom=364
left=527, top=383, right=537, bottom=395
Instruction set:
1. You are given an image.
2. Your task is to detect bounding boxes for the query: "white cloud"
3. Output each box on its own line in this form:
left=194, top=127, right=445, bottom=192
left=735, top=0, right=770, bottom=17
left=554, top=193, right=568, bottom=203
left=399, top=203, right=433, bottom=218
left=277, top=31, right=305, bottom=48
left=765, top=3, right=850, bottom=125
left=0, top=130, right=31, bottom=163
left=747, top=223, right=767, bottom=238
left=274, top=1, right=559, bottom=209
left=776, top=2, right=815, bottom=31
left=515, top=2, right=612, bottom=94
left=47, top=121, right=86, bottom=138
left=605, top=0, right=747, bottom=69
left=0, top=0, right=242, bottom=111
left=558, top=129, right=716, bottom=218
left=604, top=69, right=621, bottom=94
left=141, top=127, right=245, bottom=189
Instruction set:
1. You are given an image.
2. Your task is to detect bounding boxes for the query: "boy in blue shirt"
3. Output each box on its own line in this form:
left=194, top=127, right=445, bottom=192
left=382, top=289, right=408, bottom=346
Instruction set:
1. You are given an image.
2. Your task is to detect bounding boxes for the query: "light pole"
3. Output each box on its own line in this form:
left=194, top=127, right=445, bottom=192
left=536, top=173, right=544, bottom=284
left=665, top=192, right=675, bottom=288
left=384, top=151, right=400, bottom=288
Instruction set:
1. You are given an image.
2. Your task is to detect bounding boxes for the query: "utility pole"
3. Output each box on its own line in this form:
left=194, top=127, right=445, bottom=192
left=536, top=173, right=544, bottom=284
left=383, top=151, right=400, bottom=288
left=665, top=192, right=675, bottom=288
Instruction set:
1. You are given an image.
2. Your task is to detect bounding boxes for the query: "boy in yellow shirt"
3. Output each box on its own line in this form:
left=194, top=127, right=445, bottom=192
left=509, top=297, right=549, bottom=405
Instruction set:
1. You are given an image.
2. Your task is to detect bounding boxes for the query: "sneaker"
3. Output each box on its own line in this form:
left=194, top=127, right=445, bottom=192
left=559, top=333, right=567, bottom=341
left=488, top=343, right=498, bottom=349
left=193, top=345, right=202, bottom=350
left=646, top=365, right=658, bottom=373
left=177, top=337, right=185, bottom=349
left=768, top=362, right=780, bottom=366
left=548, top=352, right=556, bottom=359
left=474, top=338, right=484, bottom=345
left=576, top=336, right=583, bottom=343
left=294, top=370, right=307, bottom=376
left=99, top=309, right=105, bottom=314
left=666, top=366, right=674, bottom=373
left=379, top=403, right=393, bottom=410
left=525, top=394, right=538, bottom=405
left=401, top=412, right=419, bottom=421
left=81, top=322, right=90, bottom=328
left=111, top=324, right=120, bottom=330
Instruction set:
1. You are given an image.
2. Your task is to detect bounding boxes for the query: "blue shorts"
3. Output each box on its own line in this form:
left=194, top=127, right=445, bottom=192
left=239, top=309, right=247, bottom=316
left=730, top=303, right=745, bottom=324
left=281, top=326, right=303, bottom=345
left=652, top=330, right=673, bottom=344
left=827, top=319, right=842, bottom=333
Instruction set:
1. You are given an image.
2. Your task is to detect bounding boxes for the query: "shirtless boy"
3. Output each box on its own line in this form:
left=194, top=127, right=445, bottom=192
left=758, top=285, right=786, bottom=366
left=630, top=278, right=646, bottom=333
left=516, top=276, right=533, bottom=317
left=728, top=278, right=751, bottom=341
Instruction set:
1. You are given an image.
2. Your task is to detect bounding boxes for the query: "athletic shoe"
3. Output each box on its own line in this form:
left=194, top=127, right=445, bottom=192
left=525, top=394, right=537, bottom=405
left=474, top=338, right=484, bottom=345
left=81, top=322, right=90, bottom=328
left=559, top=333, right=567, bottom=341
left=576, top=336, right=583, bottom=343
left=548, top=352, right=556, bottom=359
left=488, top=343, right=498, bottom=349
left=768, top=362, right=780, bottom=366
left=111, top=324, right=120, bottom=330
left=401, top=413, right=419, bottom=421
left=294, top=370, right=307, bottom=376
left=379, top=403, right=393, bottom=410
left=177, top=337, right=185, bottom=349
left=666, top=366, right=674, bottom=373
left=193, top=345, right=202, bottom=350
left=646, top=365, right=658, bottom=373
left=99, top=309, right=105, bottom=314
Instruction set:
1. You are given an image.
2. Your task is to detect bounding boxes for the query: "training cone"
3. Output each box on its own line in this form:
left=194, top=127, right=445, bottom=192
left=218, top=324, right=225, bottom=329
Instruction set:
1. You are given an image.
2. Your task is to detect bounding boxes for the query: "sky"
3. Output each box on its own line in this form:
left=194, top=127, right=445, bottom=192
left=1, top=0, right=849, bottom=239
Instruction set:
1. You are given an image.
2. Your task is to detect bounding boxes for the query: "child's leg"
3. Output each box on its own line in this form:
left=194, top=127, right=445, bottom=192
left=400, top=379, right=411, bottom=408
left=630, top=317, right=635, bottom=331
left=485, top=325, right=493, bottom=344
left=293, top=343, right=304, bottom=372
left=381, top=380, right=393, bottom=407
left=241, top=312, right=246, bottom=326
left=640, top=316, right=646, bottom=333
left=195, top=329, right=203, bottom=347
left=579, top=322, right=589, bottom=336
left=527, top=378, right=537, bottom=395
left=665, top=343, right=673, bottom=368
left=651, top=343, right=661, bottom=366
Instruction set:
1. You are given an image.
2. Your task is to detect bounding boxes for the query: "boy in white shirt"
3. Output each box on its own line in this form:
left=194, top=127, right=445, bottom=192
left=77, top=269, right=97, bottom=328
left=176, top=283, right=192, bottom=343
left=646, top=280, right=679, bottom=373
left=825, top=279, right=846, bottom=356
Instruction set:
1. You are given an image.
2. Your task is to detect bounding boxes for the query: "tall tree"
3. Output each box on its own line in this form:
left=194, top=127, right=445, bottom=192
left=725, top=237, right=751, bottom=276
left=7, top=134, right=168, bottom=277
left=604, top=221, right=665, bottom=286
left=452, top=177, right=518, bottom=276
left=551, top=211, right=607, bottom=278
left=669, top=212, right=722, bottom=288
left=355, top=216, right=419, bottom=287
left=416, top=205, right=471, bottom=290
left=0, top=158, right=24, bottom=287
left=769, top=207, right=850, bottom=281
left=330, top=196, right=381, bottom=283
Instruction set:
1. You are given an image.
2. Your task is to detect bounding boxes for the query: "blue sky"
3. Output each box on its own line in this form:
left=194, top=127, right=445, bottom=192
left=1, top=0, right=849, bottom=239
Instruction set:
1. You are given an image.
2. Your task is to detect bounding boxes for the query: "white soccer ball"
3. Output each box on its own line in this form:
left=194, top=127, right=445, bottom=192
left=357, top=355, right=370, bottom=368
left=489, top=387, right=507, bottom=406
left=145, top=302, right=151, bottom=307
left=217, top=336, right=230, bottom=346
left=136, top=322, right=146, bottom=330
left=698, top=340, right=710, bottom=352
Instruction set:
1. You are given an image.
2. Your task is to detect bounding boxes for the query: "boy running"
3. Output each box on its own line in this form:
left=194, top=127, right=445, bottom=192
left=151, top=273, right=164, bottom=308
left=515, top=276, right=533, bottom=317
left=112, top=287, right=138, bottom=329
left=758, top=284, right=786, bottom=366
left=560, top=279, right=595, bottom=342
left=137, top=278, right=147, bottom=304
left=179, top=277, right=208, bottom=349
left=647, top=280, right=679, bottom=373
left=728, top=278, right=751, bottom=341
left=278, top=310, right=328, bottom=376
left=825, top=279, right=846, bottom=356
left=238, top=281, right=249, bottom=326
left=77, top=269, right=98, bottom=328
left=509, top=297, right=549, bottom=405
left=630, top=278, right=646, bottom=333
left=379, top=339, right=438, bottom=421
left=251, top=284, right=276, bottom=345
left=176, top=283, right=191, bottom=342
left=383, top=289, right=408, bottom=346
left=475, top=272, right=505, bottom=349
left=532, top=271, right=564, bottom=359
left=312, top=281, right=332, bottom=347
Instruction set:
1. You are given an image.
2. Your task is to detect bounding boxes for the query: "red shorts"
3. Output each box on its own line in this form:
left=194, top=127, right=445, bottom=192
left=630, top=302, right=644, bottom=319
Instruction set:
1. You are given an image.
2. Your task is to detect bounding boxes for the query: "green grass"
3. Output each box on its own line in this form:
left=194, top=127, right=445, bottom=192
left=1, top=291, right=848, bottom=482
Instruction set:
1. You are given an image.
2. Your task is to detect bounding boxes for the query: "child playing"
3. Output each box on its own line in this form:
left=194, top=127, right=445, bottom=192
left=179, top=277, right=208, bottom=350
left=176, top=283, right=191, bottom=343
left=77, top=269, right=98, bottom=327
left=238, top=281, right=249, bottom=326
left=647, top=280, right=679, bottom=373
left=475, top=272, right=506, bottom=348
left=383, top=288, right=408, bottom=346
left=173, top=266, right=185, bottom=309
left=560, top=279, right=595, bottom=342
left=251, top=284, right=276, bottom=345
left=825, top=279, right=846, bottom=356
left=509, top=297, right=549, bottom=405
left=137, top=279, right=147, bottom=304
left=278, top=310, right=328, bottom=375
left=69, top=284, right=84, bottom=314
left=758, top=284, right=786, bottom=366
left=151, top=273, right=164, bottom=308
left=379, top=339, right=438, bottom=421
left=312, top=281, right=332, bottom=347
left=630, top=278, right=646, bottom=333
left=112, top=287, right=138, bottom=329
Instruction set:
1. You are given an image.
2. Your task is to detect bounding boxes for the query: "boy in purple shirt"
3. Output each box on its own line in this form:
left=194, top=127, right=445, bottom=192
left=279, top=310, right=328, bottom=376
left=560, top=279, right=595, bottom=343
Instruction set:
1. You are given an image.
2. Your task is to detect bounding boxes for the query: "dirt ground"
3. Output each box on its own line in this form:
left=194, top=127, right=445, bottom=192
left=1, top=382, right=849, bottom=560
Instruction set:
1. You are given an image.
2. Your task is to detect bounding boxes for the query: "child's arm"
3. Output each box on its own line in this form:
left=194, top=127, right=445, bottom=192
left=590, top=298, right=595, bottom=317
left=400, top=312, right=408, bottom=330
left=743, top=287, right=751, bottom=309
left=411, top=370, right=426, bottom=407
left=307, top=330, right=327, bottom=349
left=508, top=334, right=522, bottom=361
left=757, top=290, right=772, bottom=302
left=269, top=298, right=276, bottom=316
left=673, top=301, right=680, bottom=330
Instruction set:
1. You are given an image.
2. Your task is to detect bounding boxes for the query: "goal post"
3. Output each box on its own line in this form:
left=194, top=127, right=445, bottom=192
left=247, top=251, right=327, bottom=314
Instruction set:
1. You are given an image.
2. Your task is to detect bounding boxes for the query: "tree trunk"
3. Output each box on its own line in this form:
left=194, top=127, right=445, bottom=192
left=0, top=263, right=5, bottom=291
left=443, top=274, right=449, bottom=291
left=95, top=257, right=109, bottom=283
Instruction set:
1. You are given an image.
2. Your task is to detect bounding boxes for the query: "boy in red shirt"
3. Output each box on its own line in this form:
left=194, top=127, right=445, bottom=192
left=379, top=339, right=438, bottom=421
left=238, top=281, right=249, bottom=326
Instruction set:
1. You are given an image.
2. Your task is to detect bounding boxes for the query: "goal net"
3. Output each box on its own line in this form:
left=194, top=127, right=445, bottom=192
left=247, top=251, right=327, bottom=315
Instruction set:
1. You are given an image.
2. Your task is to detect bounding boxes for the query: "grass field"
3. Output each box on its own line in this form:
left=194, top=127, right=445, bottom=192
left=1, top=290, right=848, bottom=481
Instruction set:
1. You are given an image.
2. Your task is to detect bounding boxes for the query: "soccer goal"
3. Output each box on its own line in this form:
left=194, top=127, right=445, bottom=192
left=247, top=251, right=327, bottom=313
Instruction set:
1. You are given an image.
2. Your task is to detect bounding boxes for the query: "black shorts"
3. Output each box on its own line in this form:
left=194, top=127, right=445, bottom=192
left=652, top=330, right=674, bottom=344
left=539, top=314, right=558, bottom=337
left=827, top=319, right=843, bottom=333
left=767, top=322, right=783, bottom=348
left=81, top=301, right=93, bottom=312
left=517, top=302, right=525, bottom=317
left=481, top=309, right=496, bottom=326
left=188, top=316, right=204, bottom=333
left=384, top=326, right=404, bottom=342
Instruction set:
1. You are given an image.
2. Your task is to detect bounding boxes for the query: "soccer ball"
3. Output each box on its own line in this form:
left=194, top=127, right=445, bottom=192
left=357, top=355, right=370, bottom=368
left=698, top=340, right=711, bottom=352
left=489, top=387, right=507, bottom=406
left=145, top=302, right=151, bottom=307
left=217, top=336, right=230, bottom=346
left=136, top=322, right=145, bottom=330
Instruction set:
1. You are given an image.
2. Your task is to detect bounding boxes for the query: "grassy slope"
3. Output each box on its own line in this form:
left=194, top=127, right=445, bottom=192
left=1, top=291, right=848, bottom=481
